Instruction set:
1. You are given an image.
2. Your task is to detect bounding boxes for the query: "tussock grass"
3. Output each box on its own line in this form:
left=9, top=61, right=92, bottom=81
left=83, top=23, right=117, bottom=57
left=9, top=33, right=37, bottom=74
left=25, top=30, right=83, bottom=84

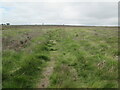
left=2, top=27, right=51, bottom=88
left=2, top=26, right=118, bottom=88
left=49, top=27, right=118, bottom=88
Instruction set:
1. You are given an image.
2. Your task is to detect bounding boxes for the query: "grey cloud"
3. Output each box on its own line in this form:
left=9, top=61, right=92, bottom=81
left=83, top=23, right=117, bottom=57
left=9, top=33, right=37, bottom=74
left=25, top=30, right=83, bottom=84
left=0, top=2, right=118, bottom=25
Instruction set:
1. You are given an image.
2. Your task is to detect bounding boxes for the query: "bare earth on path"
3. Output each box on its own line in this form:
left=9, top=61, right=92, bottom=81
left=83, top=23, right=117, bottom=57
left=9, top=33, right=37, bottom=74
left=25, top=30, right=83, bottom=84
left=37, top=51, right=57, bottom=88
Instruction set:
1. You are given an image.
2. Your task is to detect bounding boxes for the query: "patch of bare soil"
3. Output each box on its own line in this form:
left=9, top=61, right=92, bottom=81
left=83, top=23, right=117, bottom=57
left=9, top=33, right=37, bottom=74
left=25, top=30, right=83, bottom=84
left=2, top=33, right=31, bottom=51
left=2, top=31, right=43, bottom=51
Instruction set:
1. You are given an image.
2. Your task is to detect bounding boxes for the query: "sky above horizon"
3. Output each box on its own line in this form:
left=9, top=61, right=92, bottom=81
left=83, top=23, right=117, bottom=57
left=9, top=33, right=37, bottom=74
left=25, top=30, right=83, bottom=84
left=0, top=0, right=118, bottom=26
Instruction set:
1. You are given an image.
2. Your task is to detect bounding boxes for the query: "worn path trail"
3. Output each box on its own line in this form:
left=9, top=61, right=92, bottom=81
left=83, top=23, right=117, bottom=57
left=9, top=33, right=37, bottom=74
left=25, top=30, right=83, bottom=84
left=37, top=40, right=57, bottom=88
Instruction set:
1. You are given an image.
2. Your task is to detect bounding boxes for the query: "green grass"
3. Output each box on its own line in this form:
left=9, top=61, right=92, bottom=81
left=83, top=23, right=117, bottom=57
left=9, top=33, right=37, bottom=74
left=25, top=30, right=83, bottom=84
left=48, top=27, right=118, bottom=88
left=2, top=25, right=118, bottom=88
left=2, top=27, right=51, bottom=88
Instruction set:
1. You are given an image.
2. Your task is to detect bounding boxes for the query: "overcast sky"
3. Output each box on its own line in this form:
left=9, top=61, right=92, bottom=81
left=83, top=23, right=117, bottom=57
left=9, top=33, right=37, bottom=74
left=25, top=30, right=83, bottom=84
left=0, top=0, right=119, bottom=26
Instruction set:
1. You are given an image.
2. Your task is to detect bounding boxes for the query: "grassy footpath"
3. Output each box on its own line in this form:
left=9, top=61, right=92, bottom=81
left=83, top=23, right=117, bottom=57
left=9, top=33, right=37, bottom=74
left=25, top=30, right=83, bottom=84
left=2, top=26, right=118, bottom=88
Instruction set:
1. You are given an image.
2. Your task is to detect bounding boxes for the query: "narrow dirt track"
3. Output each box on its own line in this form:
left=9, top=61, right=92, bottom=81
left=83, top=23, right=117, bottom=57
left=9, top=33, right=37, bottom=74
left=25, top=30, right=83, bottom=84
left=37, top=51, right=57, bottom=88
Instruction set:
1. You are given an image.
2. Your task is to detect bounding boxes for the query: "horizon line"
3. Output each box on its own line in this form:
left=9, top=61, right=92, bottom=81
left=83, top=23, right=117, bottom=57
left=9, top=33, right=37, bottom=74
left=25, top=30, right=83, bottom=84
left=1, top=23, right=118, bottom=26
left=1, top=24, right=120, bottom=27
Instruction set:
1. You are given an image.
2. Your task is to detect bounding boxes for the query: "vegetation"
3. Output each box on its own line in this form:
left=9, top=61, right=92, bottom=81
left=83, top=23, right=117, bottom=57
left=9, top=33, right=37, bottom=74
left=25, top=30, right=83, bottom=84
left=2, top=25, right=118, bottom=88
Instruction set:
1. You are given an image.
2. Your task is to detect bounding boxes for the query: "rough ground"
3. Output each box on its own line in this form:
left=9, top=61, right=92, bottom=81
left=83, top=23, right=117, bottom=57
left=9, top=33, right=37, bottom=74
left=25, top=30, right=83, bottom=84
left=37, top=39, right=57, bottom=88
left=37, top=51, right=57, bottom=88
left=3, top=26, right=118, bottom=88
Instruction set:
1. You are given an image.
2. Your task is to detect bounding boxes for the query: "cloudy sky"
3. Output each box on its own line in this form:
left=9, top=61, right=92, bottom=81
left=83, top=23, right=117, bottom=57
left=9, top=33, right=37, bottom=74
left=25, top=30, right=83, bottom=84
left=0, top=0, right=119, bottom=26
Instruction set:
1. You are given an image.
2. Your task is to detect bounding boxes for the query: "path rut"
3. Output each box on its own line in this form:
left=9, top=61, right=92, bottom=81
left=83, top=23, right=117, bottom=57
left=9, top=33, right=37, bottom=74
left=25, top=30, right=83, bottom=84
left=37, top=51, right=57, bottom=88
